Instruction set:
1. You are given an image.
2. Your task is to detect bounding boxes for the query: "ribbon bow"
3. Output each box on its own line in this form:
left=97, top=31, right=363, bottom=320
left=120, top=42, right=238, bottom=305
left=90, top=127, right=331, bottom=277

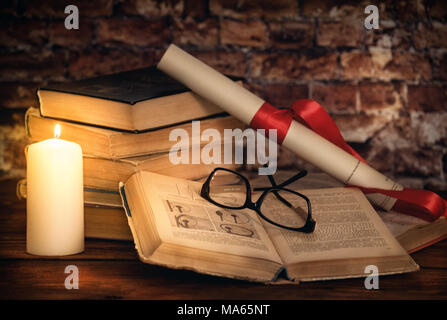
left=250, top=99, right=447, bottom=222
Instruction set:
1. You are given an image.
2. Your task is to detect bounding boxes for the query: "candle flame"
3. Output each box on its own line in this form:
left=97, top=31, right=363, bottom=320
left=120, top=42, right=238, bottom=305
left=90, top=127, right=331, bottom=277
left=54, top=124, right=61, bottom=139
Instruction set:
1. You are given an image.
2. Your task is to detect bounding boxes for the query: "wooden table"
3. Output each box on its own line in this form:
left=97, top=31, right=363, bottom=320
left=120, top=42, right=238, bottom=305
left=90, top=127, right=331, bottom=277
left=1, top=179, right=446, bottom=300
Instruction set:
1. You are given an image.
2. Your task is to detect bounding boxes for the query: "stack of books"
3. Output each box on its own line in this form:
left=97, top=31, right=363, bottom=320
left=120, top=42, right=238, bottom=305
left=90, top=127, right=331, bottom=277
left=20, top=67, right=245, bottom=240
left=19, top=67, right=447, bottom=258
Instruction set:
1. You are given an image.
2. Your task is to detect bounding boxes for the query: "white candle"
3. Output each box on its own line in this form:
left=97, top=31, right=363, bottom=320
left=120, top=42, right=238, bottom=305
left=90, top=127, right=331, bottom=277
left=26, top=124, right=84, bottom=256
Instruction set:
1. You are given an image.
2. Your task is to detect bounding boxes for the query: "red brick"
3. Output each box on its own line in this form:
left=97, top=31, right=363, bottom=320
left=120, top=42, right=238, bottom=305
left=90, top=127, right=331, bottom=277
left=424, top=178, right=447, bottom=194
left=221, top=19, right=266, bottom=47
left=395, top=148, right=442, bottom=177
left=251, top=51, right=338, bottom=81
left=184, top=0, right=209, bottom=19
left=360, top=145, right=395, bottom=173
left=119, top=0, right=183, bottom=17
left=68, top=49, right=161, bottom=79
left=49, top=19, right=93, bottom=47
left=365, top=22, right=412, bottom=49
left=332, top=114, right=390, bottom=143
left=269, top=21, right=314, bottom=49
left=210, top=0, right=299, bottom=19
left=427, top=0, right=447, bottom=20
left=394, top=0, right=426, bottom=23
left=0, top=82, right=40, bottom=109
left=312, top=83, right=357, bottom=113
left=97, top=18, right=171, bottom=47
left=414, top=22, right=447, bottom=49
left=23, top=0, right=113, bottom=18
left=247, top=82, right=309, bottom=108
left=302, top=0, right=393, bottom=20
left=0, top=51, right=66, bottom=81
left=389, top=52, right=431, bottom=80
left=341, top=50, right=379, bottom=79
left=191, top=50, right=247, bottom=77
left=394, top=176, right=425, bottom=189
left=432, top=50, right=447, bottom=81
left=0, top=0, right=19, bottom=16
left=359, top=82, right=403, bottom=113
left=407, top=85, right=447, bottom=112
left=173, top=17, right=218, bottom=47
left=317, top=20, right=363, bottom=48
left=340, top=49, right=431, bottom=81
left=0, top=20, right=47, bottom=49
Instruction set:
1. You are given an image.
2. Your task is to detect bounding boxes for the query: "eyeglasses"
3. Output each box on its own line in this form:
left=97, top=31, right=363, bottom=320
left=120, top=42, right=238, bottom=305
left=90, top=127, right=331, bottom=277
left=201, top=168, right=315, bottom=233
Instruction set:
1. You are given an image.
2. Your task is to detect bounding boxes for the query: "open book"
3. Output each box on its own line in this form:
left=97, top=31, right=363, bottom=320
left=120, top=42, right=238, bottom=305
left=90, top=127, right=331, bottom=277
left=120, top=171, right=418, bottom=283
left=250, top=171, right=447, bottom=254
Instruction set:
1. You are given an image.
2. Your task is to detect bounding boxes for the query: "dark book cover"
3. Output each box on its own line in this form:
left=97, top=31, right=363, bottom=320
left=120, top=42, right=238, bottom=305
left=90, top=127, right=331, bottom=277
left=39, top=66, right=190, bottom=105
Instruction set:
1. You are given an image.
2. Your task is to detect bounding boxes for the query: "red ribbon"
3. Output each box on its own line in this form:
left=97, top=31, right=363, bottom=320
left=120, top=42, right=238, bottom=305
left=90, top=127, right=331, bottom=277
left=250, top=99, right=447, bottom=222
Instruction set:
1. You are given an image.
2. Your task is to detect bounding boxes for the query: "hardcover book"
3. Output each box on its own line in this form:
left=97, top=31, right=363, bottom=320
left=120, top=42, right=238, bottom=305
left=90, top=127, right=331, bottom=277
left=37, top=67, right=231, bottom=131
left=17, top=178, right=122, bottom=208
left=81, top=154, right=242, bottom=192
left=26, top=107, right=245, bottom=159
left=24, top=146, right=243, bottom=192
left=251, top=172, right=447, bottom=254
left=18, top=172, right=447, bottom=247
left=17, top=179, right=132, bottom=241
left=119, top=171, right=418, bottom=283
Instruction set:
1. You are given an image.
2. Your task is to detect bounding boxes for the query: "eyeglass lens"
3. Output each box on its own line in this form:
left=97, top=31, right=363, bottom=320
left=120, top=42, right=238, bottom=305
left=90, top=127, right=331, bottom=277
left=260, top=189, right=308, bottom=229
left=207, top=170, right=310, bottom=229
left=208, top=170, right=247, bottom=208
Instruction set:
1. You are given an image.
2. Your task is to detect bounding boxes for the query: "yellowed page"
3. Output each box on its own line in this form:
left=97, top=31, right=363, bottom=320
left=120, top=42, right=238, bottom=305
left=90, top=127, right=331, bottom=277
left=136, top=171, right=282, bottom=264
left=251, top=172, right=438, bottom=245
left=261, top=187, right=408, bottom=265
left=251, top=171, right=343, bottom=190
left=377, top=210, right=429, bottom=237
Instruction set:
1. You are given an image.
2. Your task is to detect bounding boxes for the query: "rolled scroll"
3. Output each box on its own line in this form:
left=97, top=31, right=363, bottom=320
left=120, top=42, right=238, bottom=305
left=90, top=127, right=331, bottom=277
left=157, top=44, right=443, bottom=217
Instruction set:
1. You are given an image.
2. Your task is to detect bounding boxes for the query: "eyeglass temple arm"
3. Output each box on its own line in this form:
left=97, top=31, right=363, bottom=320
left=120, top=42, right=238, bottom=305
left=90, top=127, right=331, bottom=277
left=254, top=181, right=290, bottom=207
left=265, top=175, right=292, bottom=207
left=253, top=175, right=278, bottom=191
left=276, top=170, right=307, bottom=188
left=253, top=171, right=307, bottom=208
left=253, top=170, right=307, bottom=191
left=274, top=170, right=307, bottom=207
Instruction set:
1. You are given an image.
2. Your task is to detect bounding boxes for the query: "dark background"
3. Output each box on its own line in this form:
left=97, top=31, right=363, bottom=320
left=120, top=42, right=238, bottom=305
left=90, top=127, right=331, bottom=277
left=0, top=0, right=446, bottom=192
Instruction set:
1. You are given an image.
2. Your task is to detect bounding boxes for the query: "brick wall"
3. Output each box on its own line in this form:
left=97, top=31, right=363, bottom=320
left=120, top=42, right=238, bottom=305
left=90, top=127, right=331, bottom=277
left=0, top=0, right=446, bottom=192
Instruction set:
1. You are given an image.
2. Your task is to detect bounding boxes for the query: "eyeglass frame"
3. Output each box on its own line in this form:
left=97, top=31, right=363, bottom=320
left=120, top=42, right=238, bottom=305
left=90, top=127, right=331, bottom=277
left=200, top=167, right=316, bottom=233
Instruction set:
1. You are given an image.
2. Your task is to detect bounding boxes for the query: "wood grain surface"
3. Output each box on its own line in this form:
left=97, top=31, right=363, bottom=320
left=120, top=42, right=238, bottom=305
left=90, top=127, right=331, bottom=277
left=1, top=179, right=446, bottom=300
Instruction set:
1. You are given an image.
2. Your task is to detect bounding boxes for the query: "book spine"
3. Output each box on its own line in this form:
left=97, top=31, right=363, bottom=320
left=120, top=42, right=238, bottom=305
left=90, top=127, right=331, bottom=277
left=119, top=182, right=132, bottom=218
left=18, top=178, right=123, bottom=207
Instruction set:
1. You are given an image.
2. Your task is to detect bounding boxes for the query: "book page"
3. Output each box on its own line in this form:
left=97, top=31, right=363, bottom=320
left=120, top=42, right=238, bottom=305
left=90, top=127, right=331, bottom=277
left=251, top=170, right=442, bottom=245
left=261, top=187, right=408, bottom=265
left=252, top=171, right=430, bottom=240
left=377, top=209, right=429, bottom=237
left=251, top=171, right=343, bottom=190
left=137, top=171, right=282, bottom=264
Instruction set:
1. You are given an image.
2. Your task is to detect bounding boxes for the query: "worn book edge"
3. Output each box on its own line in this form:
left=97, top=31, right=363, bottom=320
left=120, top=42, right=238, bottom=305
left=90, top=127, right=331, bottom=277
left=119, top=181, right=285, bottom=283
left=118, top=174, right=420, bottom=284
